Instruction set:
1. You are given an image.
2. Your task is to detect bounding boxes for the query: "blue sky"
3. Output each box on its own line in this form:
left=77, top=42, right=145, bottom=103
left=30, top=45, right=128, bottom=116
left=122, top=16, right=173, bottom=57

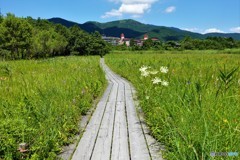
left=0, top=0, right=239, bottom=34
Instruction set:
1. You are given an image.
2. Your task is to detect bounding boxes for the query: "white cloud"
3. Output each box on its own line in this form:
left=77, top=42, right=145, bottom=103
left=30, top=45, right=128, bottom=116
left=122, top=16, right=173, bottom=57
left=230, top=27, right=240, bottom=33
left=131, top=14, right=142, bottom=18
left=119, top=3, right=151, bottom=14
left=165, top=6, right=176, bottom=13
left=101, top=9, right=122, bottom=18
left=102, top=0, right=158, bottom=18
left=182, top=28, right=199, bottom=32
left=203, top=28, right=225, bottom=34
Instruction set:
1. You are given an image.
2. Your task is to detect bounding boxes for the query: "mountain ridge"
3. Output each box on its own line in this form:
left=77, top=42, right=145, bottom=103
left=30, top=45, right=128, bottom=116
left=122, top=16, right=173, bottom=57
left=48, top=17, right=240, bottom=41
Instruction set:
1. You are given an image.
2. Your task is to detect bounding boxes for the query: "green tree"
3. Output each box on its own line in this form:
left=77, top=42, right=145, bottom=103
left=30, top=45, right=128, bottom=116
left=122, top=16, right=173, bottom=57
left=142, top=39, right=153, bottom=50
left=152, top=41, right=163, bottom=50
left=69, top=25, right=86, bottom=54
left=181, top=36, right=195, bottom=50
left=35, top=17, right=53, bottom=30
left=0, top=13, right=33, bottom=59
left=164, top=41, right=181, bottom=50
left=89, top=31, right=110, bottom=57
left=130, top=38, right=135, bottom=47
left=0, top=14, right=3, bottom=24
left=32, top=30, right=51, bottom=58
left=69, top=27, right=109, bottom=56
left=32, top=29, right=68, bottom=58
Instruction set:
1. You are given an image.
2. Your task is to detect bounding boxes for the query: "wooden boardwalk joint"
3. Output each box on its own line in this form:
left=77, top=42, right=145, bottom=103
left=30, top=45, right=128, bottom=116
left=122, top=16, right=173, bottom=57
left=72, top=58, right=163, bottom=160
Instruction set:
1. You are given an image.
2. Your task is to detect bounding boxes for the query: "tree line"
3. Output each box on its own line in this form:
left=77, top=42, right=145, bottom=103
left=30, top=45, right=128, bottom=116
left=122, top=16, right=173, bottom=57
left=1, top=13, right=239, bottom=60
left=113, top=36, right=240, bottom=51
left=0, top=13, right=110, bottom=60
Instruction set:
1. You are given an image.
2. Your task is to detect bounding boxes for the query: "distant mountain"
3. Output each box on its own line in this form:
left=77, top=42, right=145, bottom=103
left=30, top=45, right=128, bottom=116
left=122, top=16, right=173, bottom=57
left=48, top=18, right=240, bottom=41
left=49, top=18, right=79, bottom=28
left=204, top=33, right=240, bottom=40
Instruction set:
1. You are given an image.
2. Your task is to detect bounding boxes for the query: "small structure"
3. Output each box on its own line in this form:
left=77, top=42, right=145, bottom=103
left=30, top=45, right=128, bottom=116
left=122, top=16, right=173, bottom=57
left=102, top=35, right=120, bottom=46
left=119, top=33, right=130, bottom=46
left=151, top=37, right=159, bottom=41
left=134, top=39, right=143, bottom=46
left=120, top=33, right=125, bottom=41
left=143, top=34, right=148, bottom=40
left=102, top=33, right=160, bottom=47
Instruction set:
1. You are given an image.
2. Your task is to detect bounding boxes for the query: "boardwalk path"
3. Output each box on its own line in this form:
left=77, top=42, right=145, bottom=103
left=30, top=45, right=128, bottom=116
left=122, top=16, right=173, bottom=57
left=72, top=58, right=162, bottom=160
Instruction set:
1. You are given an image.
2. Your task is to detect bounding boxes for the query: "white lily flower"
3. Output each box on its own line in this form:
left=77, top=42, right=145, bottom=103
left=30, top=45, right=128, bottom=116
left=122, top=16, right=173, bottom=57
left=160, top=66, right=168, bottom=73
left=152, top=77, right=162, bottom=84
left=139, top=65, right=149, bottom=72
left=161, top=80, right=169, bottom=86
left=141, top=71, right=150, bottom=77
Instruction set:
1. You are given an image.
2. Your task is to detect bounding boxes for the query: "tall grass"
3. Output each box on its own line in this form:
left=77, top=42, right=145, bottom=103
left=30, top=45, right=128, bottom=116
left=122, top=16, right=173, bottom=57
left=105, top=52, right=240, bottom=160
left=0, top=56, right=106, bottom=159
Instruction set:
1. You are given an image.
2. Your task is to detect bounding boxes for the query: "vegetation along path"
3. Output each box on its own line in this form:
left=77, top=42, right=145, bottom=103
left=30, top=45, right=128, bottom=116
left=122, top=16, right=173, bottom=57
left=72, top=58, right=163, bottom=160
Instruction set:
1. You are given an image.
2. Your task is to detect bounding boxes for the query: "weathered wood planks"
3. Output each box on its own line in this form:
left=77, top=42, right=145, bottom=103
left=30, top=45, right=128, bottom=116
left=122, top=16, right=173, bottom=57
left=72, top=58, right=162, bottom=160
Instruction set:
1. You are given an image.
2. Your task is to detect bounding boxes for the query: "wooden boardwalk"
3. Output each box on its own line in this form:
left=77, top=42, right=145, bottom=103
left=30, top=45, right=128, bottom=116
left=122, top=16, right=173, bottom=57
left=72, top=59, right=162, bottom=160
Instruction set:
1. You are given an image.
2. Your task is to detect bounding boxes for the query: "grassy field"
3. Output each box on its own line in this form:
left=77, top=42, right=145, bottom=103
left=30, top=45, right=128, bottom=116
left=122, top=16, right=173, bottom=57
left=105, top=51, right=240, bottom=160
left=0, top=56, right=106, bottom=159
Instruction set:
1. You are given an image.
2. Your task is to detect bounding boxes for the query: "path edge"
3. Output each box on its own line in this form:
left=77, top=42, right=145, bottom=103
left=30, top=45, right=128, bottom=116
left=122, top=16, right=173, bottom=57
left=57, top=60, right=109, bottom=160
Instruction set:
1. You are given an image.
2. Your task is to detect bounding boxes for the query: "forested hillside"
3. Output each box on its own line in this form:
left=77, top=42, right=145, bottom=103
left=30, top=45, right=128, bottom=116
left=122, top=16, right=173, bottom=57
left=0, top=14, right=109, bottom=60
left=49, top=18, right=240, bottom=41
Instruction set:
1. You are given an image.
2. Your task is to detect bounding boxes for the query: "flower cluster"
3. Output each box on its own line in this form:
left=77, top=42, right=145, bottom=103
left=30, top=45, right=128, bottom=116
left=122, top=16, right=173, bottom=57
left=139, top=65, right=150, bottom=77
left=139, top=65, right=169, bottom=86
left=160, top=66, right=169, bottom=73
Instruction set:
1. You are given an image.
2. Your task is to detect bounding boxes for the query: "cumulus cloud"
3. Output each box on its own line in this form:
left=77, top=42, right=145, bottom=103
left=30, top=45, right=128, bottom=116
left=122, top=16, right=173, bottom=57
left=165, top=6, right=176, bottom=13
left=203, top=28, right=224, bottom=34
left=102, top=0, right=158, bottom=18
left=119, top=3, right=151, bottom=14
left=182, top=28, right=199, bottom=32
left=230, top=27, right=240, bottom=33
left=101, top=9, right=122, bottom=18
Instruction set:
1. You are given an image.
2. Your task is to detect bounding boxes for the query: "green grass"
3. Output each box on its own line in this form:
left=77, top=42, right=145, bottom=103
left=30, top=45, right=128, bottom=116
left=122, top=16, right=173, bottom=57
left=0, top=56, right=106, bottom=159
left=105, top=51, right=240, bottom=160
left=112, top=48, right=240, bottom=55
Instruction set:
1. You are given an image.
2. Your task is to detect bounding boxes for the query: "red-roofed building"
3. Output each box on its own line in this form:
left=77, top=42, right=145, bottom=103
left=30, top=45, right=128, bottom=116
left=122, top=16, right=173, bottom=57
left=119, top=33, right=130, bottom=46
left=144, top=34, right=148, bottom=40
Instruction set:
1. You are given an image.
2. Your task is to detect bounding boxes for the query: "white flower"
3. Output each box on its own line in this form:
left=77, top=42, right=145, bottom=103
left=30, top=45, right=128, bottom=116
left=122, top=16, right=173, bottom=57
left=161, top=80, right=169, bottom=86
left=160, top=66, right=168, bottom=73
left=141, top=71, right=150, bottom=77
left=150, top=70, right=159, bottom=75
left=152, top=77, right=162, bottom=84
left=139, top=65, right=149, bottom=72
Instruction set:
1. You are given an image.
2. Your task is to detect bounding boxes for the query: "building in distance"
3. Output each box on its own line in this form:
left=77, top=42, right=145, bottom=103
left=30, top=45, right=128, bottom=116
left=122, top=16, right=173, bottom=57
left=102, top=35, right=120, bottom=46
left=102, top=33, right=159, bottom=46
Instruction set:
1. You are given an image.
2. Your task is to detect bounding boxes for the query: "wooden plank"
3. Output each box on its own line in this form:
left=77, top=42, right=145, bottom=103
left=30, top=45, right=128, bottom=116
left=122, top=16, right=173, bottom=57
left=72, top=58, right=160, bottom=160
left=71, top=84, right=112, bottom=160
left=108, top=83, right=118, bottom=102
left=105, top=65, right=130, bottom=160
left=91, top=101, right=116, bottom=160
left=131, top=86, right=164, bottom=160
left=116, top=83, right=125, bottom=102
left=125, top=87, right=151, bottom=160
left=141, top=116, right=164, bottom=160
left=111, top=98, right=130, bottom=160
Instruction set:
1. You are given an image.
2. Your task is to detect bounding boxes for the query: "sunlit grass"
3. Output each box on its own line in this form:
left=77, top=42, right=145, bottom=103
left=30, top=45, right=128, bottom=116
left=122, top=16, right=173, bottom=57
left=105, top=51, right=240, bottom=160
left=0, top=56, right=106, bottom=159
